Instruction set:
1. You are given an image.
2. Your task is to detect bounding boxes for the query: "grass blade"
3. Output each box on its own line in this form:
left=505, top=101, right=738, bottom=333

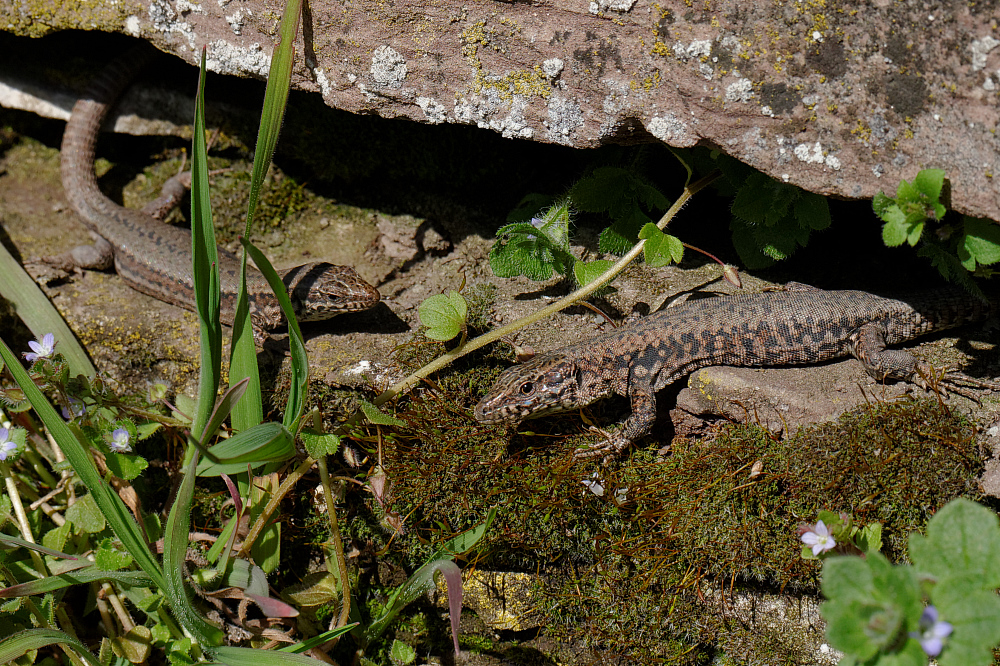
left=240, top=238, right=307, bottom=430
left=0, top=628, right=101, bottom=666
left=0, top=244, right=95, bottom=378
left=229, top=0, right=302, bottom=431
left=190, top=46, right=223, bottom=444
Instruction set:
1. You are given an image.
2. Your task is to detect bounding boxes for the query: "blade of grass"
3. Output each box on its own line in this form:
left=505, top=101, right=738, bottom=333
left=240, top=238, right=308, bottom=430
left=0, top=628, right=101, bottom=666
left=229, top=0, right=302, bottom=431
left=162, top=440, right=225, bottom=648
left=190, top=46, right=223, bottom=448
left=0, top=244, right=95, bottom=378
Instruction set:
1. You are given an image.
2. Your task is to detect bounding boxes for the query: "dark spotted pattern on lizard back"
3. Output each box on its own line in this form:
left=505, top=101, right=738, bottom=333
left=474, top=286, right=999, bottom=457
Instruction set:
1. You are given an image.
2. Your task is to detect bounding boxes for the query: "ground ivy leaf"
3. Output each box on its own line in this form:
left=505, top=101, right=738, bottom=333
left=639, top=223, right=684, bottom=267
left=573, top=259, right=615, bottom=287
left=299, top=428, right=341, bottom=458
left=418, top=292, right=468, bottom=341
left=912, top=168, right=945, bottom=202
left=909, top=498, right=1000, bottom=589
left=95, top=538, right=134, bottom=571
left=961, top=216, right=1000, bottom=267
left=65, top=493, right=106, bottom=534
left=933, top=581, right=1000, bottom=666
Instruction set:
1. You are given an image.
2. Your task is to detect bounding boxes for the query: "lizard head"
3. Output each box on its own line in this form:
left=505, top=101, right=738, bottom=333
left=474, top=355, right=585, bottom=425
left=282, top=263, right=381, bottom=321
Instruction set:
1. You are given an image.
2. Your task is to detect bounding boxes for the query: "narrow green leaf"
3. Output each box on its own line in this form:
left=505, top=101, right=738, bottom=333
left=0, top=566, right=152, bottom=598
left=201, top=378, right=250, bottom=443
left=230, top=0, right=301, bottom=433
left=0, top=628, right=101, bottom=666
left=365, top=507, right=496, bottom=644
left=196, top=422, right=295, bottom=476
left=277, top=625, right=357, bottom=652
left=190, top=48, right=224, bottom=445
left=418, top=292, right=468, bottom=341
left=0, top=244, right=95, bottom=378
left=0, top=534, right=79, bottom=561
left=163, top=444, right=225, bottom=647
left=240, top=239, right=308, bottom=430
left=210, top=646, right=332, bottom=666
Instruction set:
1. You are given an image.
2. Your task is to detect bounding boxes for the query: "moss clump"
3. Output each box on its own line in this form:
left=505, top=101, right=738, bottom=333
left=368, top=396, right=980, bottom=661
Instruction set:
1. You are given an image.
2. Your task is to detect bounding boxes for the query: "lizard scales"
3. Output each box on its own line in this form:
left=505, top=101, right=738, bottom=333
left=475, top=286, right=998, bottom=457
left=60, top=44, right=380, bottom=333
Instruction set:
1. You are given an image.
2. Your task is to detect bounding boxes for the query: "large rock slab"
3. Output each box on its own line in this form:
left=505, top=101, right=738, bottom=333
left=1, top=1, right=998, bottom=219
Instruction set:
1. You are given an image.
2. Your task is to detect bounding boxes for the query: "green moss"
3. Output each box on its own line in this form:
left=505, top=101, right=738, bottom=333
left=369, top=396, right=980, bottom=661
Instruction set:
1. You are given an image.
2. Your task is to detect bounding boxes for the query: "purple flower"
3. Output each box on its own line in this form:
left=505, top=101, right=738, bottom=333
left=23, top=333, right=56, bottom=362
left=61, top=398, right=85, bottom=420
left=108, top=428, right=132, bottom=453
left=0, top=427, right=18, bottom=461
left=910, top=605, right=952, bottom=657
left=801, top=520, right=837, bottom=556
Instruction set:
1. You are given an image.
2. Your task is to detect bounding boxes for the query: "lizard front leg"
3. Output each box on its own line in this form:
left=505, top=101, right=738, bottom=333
left=848, top=321, right=1000, bottom=398
left=575, top=381, right=658, bottom=461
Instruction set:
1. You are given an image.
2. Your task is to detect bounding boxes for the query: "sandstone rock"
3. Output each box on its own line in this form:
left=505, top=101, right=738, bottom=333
left=1, top=2, right=998, bottom=219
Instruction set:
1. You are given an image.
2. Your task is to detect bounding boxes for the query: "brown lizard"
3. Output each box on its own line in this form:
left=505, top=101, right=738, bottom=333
left=475, top=284, right=1000, bottom=459
left=55, top=43, right=380, bottom=340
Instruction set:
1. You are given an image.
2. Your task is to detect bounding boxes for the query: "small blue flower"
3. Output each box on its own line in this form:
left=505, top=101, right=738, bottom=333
left=23, top=333, right=56, bottom=363
left=910, top=605, right=952, bottom=657
left=108, top=428, right=132, bottom=453
left=61, top=398, right=85, bottom=420
left=0, top=427, right=18, bottom=461
left=801, top=520, right=837, bottom=556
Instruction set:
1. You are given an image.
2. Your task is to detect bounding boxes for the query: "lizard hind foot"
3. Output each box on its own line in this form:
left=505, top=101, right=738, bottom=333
left=913, top=362, right=1000, bottom=402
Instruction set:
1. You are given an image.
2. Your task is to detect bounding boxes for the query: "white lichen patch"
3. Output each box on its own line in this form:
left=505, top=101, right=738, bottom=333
left=969, top=36, right=1000, bottom=71
left=725, top=78, right=753, bottom=103
left=545, top=96, right=583, bottom=144
left=148, top=0, right=197, bottom=50
left=175, top=0, right=203, bottom=13
left=589, top=0, right=637, bottom=14
left=312, top=66, right=333, bottom=97
left=225, top=8, right=250, bottom=35
left=674, top=39, right=712, bottom=60
left=542, top=58, right=564, bottom=79
left=454, top=89, right=533, bottom=139
left=647, top=113, right=695, bottom=146
left=206, top=41, right=271, bottom=77
left=794, top=142, right=841, bottom=170
left=416, top=97, right=447, bottom=124
left=124, top=15, right=141, bottom=36
left=370, top=45, right=407, bottom=88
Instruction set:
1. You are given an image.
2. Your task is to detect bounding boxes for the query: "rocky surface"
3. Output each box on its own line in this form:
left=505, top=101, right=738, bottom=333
left=1, top=3, right=999, bottom=221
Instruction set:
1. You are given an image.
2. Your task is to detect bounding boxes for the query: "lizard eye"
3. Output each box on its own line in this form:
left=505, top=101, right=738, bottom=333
left=519, top=382, right=535, bottom=396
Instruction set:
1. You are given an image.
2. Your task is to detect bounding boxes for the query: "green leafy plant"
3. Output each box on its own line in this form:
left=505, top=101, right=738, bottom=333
left=820, top=498, right=1000, bottom=666
left=716, top=155, right=832, bottom=269
left=488, top=166, right=690, bottom=285
left=874, top=169, right=1000, bottom=293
